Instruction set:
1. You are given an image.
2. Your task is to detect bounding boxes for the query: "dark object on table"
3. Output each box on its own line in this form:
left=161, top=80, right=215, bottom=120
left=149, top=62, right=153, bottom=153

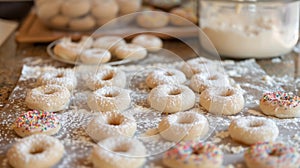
left=0, top=1, right=33, bottom=20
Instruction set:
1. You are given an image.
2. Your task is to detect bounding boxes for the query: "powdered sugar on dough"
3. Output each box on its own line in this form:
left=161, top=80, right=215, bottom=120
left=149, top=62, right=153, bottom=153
left=1, top=57, right=300, bottom=168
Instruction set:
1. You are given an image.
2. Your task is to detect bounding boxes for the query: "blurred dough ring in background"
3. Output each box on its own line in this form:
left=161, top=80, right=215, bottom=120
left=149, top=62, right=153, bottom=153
left=93, top=36, right=127, bottom=54
left=147, top=0, right=181, bottom=9
left=87, top=86, right=131, bottom=112
left=50, top=15, right=70, bottom=28
left=260, top=91, right=300, bottom=118
left=200, top=86, right=244, bottom=115
left=244, top=142, right=300, bottom=168
left=91, top=136, right=146, bottom=168
left=96, top=16, right=117, bottom=26
left=181, top=57, right=221, bottom=78
left=61, top=0, right=91, bottom=18
left=115, top=44, right=147, bottom=60
left=163, top=142, right=223, bottom=168
left=7, top=134, right=65, bottom=168
left=170, top=8, right=197, bottom=26
left=91, top=0, right=119, bottom=19
left=147, top=84, right=195, bottom=113
left=36, top=0, right=61, bottom=20
left=132, top=34, right=163, bottom=52
left=136, top=11, right=169, bottom=29
left=145, top=69, right=186, bottom=89
left=86, top=68, right=126, bottom=90
left=190, top=72, right=230, bottom=93
left=69, top=16, right=96, bottom=31
left=25, top=84, right=71, bottom=112
left=86, top=111, right=137, bottom=142
left=53, top=40, right=82, bottom=61
left=14, top=110, right=61, bottom=137
left=80, top=48, right=111, bottom=64
left=115, top=0, right=141, bottom=15
left=53, top=36, right=93, bottom=61
left=158, top=111, right=209, bottom=142
left=229, top=116, right=279, bottom=145
left=36, top=68, right=77, bottom=91
left=79, top=36, right=94, bottom=49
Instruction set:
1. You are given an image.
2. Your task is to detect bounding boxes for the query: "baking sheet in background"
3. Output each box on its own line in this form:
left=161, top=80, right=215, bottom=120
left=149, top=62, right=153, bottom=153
left=0, top=55, right=300, bottom=168
left=16, top=10, right=198, bottom=43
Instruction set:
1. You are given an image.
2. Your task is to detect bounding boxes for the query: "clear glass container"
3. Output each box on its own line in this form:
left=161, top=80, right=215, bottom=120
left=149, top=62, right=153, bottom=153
left=199, top=0, right=300, bottom=58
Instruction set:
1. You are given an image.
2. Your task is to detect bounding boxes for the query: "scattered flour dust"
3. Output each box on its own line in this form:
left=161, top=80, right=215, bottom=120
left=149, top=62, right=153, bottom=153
left=1, top=58, right=300, bottom=168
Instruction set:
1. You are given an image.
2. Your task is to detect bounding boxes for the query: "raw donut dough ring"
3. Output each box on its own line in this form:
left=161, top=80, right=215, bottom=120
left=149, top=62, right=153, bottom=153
left=14, top=110, right=61, bottom=137
left=25, top=84, right=71, bottom=112
left=229, top=116, right=279, bottom=145
left=79, top=36, right=94, bottom=49
left=146, top=68, right=186, bottom=89
left=116, top=0, right=141, bottom=15
left=53, top=39, right=82, bottom=61
left=181, top=57, right=221, bottom=78
left=96, top=16, right=117, bottom=26
left=260, top=91, right=300, bottom=118
left=7, top=134, right=64, bottom=168
left=170, top=8, right=197, bottom=26
left=136, top=10, right=169, bottom=29
left=36, top=68, right=77, bottom=91
left=50, top=15, right=70, bottom=28
left=91, top=136, right=146, bottom=168
left=36, top=1, right=61, bottom=20
left=61, top=0, right=91, bottom=18
left=244, top=142, right=300, bottom=168
left=69, top=16, right=96, bottom=31
left=190, top=72, right=230, bottom=93
left=93, top=36, right=126, bottom=54
left=147, top=84, right=195, bottom=113
left=115, top=44, right=147, bottom=60
left=91, top=0, right=119, bottom=19
left=86, top=111, right=137, bottom=142
left=87, top=86, right=131, bottom=112
left=132, top=34, right=163, bottom=52
left=163, top=142, right=223, bottom=168
left=86, top=68, right=126, bottom=90
left=200, top=86, right=244, bottom=115
left=147, top=0, right=181, bottom=9
left=80, top=48, right=111, bottom=64
left=158, top=111, right=209, bottom=142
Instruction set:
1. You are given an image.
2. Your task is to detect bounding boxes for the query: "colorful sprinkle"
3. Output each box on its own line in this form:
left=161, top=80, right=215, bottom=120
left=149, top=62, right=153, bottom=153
left=15, top=110, right=60, bottom=133
left=164, top=141, right=223, bottom=164
left=245, top=142, right=300, bottom=167
left=261, top=91, right=300, bottom=108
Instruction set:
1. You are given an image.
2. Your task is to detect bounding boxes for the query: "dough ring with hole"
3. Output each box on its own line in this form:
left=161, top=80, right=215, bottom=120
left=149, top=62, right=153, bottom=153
left=25, top=84, right=71, bottom=112
left=244, top=142, right=300, bottom=168
left=158, top=111, right=209, bottom=142
left=229, top=116, right=279, bottom=145
left=86, top=111, right=136, bottom=142
left=7, top=134, right=64, bottom=168
left=87, top=86, right=131, bottom=112
left=91, top=136, right=146, bottom=168
left=147, top=84, right=195, bottom=113
left=200, top=86, right=244, bottom=115
left=163, top=141, right=223, bottom=168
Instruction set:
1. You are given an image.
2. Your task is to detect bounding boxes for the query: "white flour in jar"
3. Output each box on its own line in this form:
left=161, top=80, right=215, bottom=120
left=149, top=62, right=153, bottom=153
left=201, top=13, right=299, bottom=58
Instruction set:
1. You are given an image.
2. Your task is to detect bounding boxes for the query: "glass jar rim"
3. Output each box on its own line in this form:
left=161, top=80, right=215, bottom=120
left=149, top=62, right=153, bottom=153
left=202, top=0, right=299, bottom=3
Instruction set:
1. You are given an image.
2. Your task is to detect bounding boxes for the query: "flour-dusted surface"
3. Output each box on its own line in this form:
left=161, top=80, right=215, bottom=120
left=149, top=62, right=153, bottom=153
left=1, top=57, right=300, bottom=168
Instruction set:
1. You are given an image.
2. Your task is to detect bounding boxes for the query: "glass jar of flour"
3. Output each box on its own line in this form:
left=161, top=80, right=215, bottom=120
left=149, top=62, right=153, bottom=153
left=199, top=0, right=300, bottom=58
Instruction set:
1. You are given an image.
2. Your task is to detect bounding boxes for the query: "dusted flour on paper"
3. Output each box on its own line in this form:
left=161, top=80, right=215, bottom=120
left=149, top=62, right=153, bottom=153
left=0, top=57, right=300, bottom=168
